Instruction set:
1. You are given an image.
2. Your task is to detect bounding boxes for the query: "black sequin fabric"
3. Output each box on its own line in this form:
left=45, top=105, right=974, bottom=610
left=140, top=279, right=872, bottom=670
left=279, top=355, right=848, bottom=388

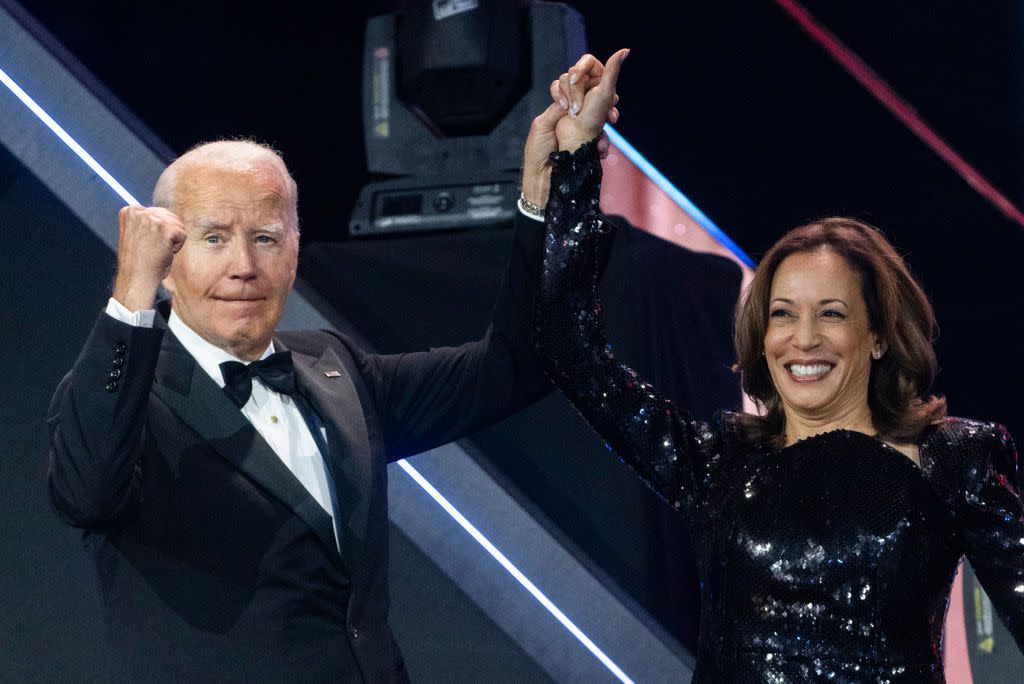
left=535, top=139, right=1024, bottom=682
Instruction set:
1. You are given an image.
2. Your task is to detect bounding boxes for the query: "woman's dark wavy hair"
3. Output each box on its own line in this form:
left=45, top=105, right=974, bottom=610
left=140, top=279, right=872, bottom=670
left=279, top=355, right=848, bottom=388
left=733, top=217, right=946, bottom=447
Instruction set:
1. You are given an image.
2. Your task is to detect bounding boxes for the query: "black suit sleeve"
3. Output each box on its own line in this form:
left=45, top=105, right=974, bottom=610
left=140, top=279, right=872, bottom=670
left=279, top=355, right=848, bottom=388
left=347, top=211, right=552, bottom=461
left=47, top=311, right=164, bottom=527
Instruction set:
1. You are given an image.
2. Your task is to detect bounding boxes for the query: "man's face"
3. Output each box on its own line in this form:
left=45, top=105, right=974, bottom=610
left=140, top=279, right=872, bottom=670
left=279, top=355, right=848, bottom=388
left=163, top=163, right=298, bottom=360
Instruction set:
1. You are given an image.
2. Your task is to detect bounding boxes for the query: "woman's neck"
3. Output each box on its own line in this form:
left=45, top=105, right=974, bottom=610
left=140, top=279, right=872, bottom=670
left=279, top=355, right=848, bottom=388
left=783, top=403, right=876, bottom=446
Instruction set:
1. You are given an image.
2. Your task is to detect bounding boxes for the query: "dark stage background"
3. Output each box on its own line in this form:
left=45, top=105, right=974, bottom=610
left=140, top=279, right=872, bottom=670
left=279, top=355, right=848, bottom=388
left=5, top=0, right=1024, bottom=680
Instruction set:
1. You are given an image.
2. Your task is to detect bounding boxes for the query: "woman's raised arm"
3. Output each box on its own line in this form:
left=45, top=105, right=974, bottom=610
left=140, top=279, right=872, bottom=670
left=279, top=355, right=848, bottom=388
left=533, top=51, right=727, bottom=511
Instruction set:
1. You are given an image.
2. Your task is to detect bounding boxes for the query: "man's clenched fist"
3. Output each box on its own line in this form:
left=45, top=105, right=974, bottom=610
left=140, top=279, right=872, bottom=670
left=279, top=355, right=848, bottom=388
left=111, top=206, right=187, bottom=312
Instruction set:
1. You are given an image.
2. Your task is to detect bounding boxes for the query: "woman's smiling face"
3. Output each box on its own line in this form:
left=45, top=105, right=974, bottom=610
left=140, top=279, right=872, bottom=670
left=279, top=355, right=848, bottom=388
left=764, top=247, right=881, bottom=423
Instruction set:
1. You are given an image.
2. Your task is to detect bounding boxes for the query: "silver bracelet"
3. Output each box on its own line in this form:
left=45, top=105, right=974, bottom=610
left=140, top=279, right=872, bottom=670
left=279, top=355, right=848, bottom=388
left=517, top=194, right=546, bottom=220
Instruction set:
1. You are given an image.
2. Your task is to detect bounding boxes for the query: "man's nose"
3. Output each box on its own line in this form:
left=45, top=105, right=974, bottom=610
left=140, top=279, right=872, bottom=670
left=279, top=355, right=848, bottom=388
left=228, top=241, right=258, bottom=279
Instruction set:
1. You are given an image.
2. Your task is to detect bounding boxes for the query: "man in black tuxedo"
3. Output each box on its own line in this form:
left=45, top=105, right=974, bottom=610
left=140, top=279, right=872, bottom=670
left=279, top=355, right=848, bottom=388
left=45, top=91, right=583, bottom=679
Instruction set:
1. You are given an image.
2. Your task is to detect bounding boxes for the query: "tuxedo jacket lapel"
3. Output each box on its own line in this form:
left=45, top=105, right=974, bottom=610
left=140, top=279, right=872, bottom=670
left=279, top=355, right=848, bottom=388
left=150, top=331, right=342, bottom=565
left=284, top=342, right=374, bottom=569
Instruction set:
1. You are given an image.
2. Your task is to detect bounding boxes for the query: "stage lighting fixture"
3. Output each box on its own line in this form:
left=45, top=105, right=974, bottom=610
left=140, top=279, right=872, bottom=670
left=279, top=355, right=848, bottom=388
left=351, top=0, right=585, bottom=236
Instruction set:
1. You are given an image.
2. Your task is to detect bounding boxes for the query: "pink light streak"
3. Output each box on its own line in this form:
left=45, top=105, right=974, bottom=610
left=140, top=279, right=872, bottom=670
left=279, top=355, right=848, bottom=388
left=776, top=0, right=1024, bottom=230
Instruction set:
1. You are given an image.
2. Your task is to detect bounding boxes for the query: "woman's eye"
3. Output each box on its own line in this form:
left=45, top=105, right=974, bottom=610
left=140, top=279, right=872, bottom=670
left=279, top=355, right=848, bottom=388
left=769, top=309, right=792, bottom=318
left=821, top=310, right=845, bottom=318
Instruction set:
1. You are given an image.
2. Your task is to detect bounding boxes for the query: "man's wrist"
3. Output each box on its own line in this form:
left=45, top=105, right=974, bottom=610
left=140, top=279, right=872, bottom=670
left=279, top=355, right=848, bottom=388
left=112, top=278, right=159, bottom=313
left=112, top=293, right=157, bottom=313
left=521, top=170, right=550, bottom=208
left=517, top=195, right=545, bottom=221
left=106, top=297, right=156, bottom=328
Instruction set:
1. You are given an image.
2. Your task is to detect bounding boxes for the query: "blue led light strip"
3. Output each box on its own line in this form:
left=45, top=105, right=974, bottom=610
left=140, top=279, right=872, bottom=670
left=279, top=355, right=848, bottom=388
left=2, top=58, right=635, bottom=683
left=604, top=124, right=756, bottom=268
left=0, top=65, right=140, bottom=205
left=397, top=459, right=634, bottom=684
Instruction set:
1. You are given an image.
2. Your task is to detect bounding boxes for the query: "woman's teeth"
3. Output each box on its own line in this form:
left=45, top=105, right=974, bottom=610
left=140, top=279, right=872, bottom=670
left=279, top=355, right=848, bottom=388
left=789, top=363, right=832, bottom=377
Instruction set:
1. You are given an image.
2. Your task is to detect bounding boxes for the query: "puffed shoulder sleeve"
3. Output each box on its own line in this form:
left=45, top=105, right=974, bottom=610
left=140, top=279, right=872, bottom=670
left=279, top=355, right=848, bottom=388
left=534, top=135, right=725, bottom=513
left=954, top=421, right=1024, bottom=651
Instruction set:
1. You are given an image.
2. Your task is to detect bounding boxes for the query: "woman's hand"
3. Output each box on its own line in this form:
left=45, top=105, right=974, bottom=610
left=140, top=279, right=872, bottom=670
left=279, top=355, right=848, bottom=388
left=555, top=48, right=628, bottom=153
left=521, top=48, right=628, bottom=206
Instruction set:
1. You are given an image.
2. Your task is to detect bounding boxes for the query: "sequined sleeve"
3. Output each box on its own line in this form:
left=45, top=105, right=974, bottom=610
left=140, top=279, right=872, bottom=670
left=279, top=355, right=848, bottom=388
left=534, top=137, right=718, bottom=511
left=955, top=422, right=1024, bottom=650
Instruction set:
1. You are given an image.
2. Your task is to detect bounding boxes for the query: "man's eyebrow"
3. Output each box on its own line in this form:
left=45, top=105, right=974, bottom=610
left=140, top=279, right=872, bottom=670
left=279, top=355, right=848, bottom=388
left=193, top=220, right=285, bottom=233
left=194, top=217, right=228, bottom=231
left=253, top=223, right=284, bottom=233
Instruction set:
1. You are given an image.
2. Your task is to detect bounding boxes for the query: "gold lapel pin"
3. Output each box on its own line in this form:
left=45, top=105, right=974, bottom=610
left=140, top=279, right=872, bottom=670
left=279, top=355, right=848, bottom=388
left=324, top=370, right=342, bottom=378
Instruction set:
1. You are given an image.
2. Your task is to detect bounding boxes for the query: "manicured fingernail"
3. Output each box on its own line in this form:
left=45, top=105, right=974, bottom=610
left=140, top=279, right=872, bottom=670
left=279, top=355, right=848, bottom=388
left=569, top=73, right=578, bottom=86
left=560, top=98, right=568, bottom=110
left=571, top=101, right=580, bottom=116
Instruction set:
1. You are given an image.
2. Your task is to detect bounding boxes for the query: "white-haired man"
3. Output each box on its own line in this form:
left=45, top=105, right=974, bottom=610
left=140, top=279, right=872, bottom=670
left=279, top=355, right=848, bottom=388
left=47, top=107, right=571, bottom=680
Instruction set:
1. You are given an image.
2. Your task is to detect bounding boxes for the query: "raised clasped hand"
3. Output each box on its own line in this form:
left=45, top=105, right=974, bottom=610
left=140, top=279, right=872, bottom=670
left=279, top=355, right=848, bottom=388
left=553, top=48, right=628, bottom=153
left=521, top=48, right=629, bottom=206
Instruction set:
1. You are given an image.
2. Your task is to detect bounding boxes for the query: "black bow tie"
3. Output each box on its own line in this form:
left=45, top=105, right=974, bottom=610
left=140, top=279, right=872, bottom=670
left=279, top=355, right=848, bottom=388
left=220, top=351, right=297, bottom=407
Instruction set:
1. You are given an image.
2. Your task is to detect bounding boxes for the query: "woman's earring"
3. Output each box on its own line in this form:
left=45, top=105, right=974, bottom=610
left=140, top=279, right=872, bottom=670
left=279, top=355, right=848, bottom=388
left=872, top=349, right=882, bottom=360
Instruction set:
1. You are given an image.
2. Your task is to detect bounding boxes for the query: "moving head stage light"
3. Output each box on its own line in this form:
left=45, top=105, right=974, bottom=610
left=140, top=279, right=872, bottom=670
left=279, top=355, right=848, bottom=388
left=351, top=0, right=585, bottom=236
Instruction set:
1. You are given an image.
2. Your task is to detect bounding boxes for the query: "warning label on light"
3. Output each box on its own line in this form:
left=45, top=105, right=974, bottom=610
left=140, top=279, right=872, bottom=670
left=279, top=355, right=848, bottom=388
left=371, top=46, right=390, bottom=139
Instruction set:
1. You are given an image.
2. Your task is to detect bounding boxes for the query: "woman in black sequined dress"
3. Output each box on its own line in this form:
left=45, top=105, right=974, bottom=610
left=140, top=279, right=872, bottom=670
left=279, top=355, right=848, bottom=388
left=524, top=51, right=1024, bottom=681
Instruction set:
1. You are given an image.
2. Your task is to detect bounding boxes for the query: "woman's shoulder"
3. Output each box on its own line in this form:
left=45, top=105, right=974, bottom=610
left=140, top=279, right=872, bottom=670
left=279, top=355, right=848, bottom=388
left=662, top=408, right=750, bottom=457
left=923, top=416, right=1015, bottom=453
left=711, top=410, right=740, bottom=437
left=922, top=417, right=1019, bottom=486
left=708, top=410, right=761, bottom=453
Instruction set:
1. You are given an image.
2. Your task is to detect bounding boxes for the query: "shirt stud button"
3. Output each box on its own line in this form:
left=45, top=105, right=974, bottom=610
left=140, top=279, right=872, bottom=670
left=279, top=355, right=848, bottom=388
left=105, top=380, right=118, bottom=392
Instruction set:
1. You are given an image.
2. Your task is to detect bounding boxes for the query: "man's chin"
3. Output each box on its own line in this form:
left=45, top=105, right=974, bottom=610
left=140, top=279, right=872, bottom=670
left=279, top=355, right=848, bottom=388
left=220, top=336, right=273, bottom=361
left=199, top=319, right=265, bottom=351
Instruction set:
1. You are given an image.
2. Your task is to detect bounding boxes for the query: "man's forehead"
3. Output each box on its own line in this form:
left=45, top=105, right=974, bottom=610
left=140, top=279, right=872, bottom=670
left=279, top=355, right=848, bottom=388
left=178, top=160, right=285, bottom=189
left=176, top=165, right=286, bottom=208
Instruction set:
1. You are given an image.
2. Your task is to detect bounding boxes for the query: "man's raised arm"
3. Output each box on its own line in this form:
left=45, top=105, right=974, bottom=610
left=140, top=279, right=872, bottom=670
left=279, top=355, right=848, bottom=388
left=46, top=207, right=185, bottom=527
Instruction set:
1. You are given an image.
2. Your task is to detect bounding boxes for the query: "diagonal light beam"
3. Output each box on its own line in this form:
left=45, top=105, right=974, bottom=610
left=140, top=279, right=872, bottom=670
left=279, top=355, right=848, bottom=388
left=397, top=459, right=634, bottom=684
left=604, top=124, right=756, bottom=268
left=0, top=65, right=140, bottom=205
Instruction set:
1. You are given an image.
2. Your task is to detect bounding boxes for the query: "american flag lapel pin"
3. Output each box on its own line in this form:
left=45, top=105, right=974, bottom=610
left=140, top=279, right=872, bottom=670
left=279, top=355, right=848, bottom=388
left=324, top=370, right=342, bottom=378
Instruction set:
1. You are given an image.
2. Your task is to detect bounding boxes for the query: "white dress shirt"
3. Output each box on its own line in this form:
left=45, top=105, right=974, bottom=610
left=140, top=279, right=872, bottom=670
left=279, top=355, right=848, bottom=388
left=105, top=298, right=340, bottom=550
